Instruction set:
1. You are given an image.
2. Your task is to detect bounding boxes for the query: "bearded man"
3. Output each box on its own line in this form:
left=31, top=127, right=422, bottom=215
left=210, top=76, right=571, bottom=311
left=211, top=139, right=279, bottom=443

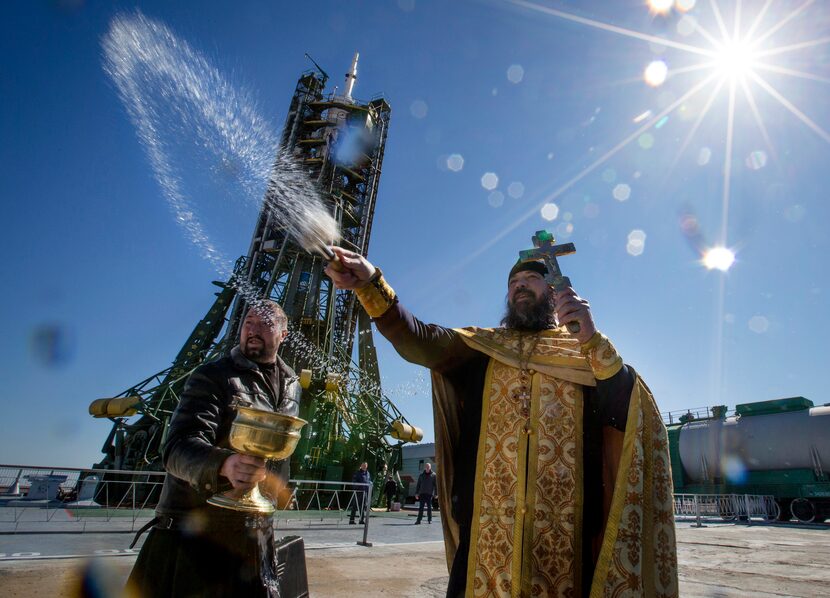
left=326, top=247, right=678, bottom=598
left=127, top=300, right=301, bottom=597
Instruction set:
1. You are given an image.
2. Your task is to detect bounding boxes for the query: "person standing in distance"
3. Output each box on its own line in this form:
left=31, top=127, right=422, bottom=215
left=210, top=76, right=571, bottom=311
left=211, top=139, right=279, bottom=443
left=415, top=462, right=437, bottom=525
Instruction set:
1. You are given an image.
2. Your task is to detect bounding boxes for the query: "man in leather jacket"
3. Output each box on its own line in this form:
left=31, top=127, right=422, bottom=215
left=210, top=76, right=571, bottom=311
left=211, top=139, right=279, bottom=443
left=127, top=300, right=301, bottom=597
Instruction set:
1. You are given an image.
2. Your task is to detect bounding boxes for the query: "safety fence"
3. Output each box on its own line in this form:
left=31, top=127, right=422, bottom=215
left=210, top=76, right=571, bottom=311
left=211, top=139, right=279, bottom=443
left=673, top=493, right=779, bottom=526
left=0, top=465, right=373, bottom=544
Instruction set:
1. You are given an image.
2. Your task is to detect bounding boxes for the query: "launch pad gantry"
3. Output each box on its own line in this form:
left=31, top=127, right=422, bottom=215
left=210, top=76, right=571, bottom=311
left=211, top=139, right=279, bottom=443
left=89, top=54, right=422, bottom=503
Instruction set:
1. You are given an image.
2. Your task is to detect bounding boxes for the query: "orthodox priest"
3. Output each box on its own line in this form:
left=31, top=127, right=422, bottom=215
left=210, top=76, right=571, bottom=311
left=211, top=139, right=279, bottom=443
left=325, top=246, right=678, bottom=598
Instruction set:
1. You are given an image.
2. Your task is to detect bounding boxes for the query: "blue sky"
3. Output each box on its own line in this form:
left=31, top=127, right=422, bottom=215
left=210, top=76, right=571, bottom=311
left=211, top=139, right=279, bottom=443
left=2, top=0, right=828, bottom=468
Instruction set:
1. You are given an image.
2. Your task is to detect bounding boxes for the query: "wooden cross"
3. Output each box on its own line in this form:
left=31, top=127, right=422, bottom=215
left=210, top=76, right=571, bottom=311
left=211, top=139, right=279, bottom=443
left=518, top=230, right=580, bottom=333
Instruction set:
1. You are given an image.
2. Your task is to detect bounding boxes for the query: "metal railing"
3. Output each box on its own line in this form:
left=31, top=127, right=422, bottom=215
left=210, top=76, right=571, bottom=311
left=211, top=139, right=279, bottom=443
left=0, top=465, right=376, bottom=544
left=673, top=493, right=779, bottom=526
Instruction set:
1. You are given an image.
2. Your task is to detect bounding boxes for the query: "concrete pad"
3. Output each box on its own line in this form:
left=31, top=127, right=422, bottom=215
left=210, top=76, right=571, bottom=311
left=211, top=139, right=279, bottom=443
left=1, top=520, right=829, bottom=596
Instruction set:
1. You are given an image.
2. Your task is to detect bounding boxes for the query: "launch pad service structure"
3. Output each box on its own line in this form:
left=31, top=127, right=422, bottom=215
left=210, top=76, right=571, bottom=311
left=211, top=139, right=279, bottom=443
left=88, top=54, right=423, bottom=505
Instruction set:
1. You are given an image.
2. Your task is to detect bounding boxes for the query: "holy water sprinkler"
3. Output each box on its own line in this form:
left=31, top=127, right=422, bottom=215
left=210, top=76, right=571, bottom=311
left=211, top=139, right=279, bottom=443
left=518, top=230, right=580, bottom=334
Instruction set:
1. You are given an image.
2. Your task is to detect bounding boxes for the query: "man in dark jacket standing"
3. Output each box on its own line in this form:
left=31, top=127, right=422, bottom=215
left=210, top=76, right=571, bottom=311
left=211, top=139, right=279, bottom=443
left=415, top=462, right=437, bottom=525
left=349, top=461, right=371, bottom=524
left=127, top=300, right=301, bottom=597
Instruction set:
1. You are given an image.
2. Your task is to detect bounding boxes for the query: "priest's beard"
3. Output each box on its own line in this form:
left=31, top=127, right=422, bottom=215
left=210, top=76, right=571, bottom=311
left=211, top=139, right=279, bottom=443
left=501, top=289, right=557, bottom=331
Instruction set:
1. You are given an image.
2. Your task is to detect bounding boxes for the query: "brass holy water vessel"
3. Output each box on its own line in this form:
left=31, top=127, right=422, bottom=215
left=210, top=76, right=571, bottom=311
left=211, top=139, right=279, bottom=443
left=207, top=406, right=307, bottom=514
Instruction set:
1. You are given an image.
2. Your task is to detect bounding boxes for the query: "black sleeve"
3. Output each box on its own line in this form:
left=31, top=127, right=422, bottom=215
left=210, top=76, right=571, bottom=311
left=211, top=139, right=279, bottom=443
left=373, top=301, right=478, bottom=374
left=162, top=365, right=234, bottom=493
left=592, top=364, right=635, bottom=431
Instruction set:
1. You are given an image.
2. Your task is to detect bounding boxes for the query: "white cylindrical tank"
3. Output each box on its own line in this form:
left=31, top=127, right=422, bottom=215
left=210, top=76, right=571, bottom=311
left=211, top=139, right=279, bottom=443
left=678, top=406, right=830, bottom=483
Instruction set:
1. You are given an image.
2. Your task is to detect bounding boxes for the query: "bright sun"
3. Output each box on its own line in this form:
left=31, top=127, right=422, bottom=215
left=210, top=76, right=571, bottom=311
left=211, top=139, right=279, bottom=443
left=714, top=39, right=758, bottom=79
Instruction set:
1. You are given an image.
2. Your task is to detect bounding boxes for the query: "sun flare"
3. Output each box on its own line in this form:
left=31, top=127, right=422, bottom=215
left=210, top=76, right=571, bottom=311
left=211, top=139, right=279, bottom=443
left=713, top=39, right=758, bottom=79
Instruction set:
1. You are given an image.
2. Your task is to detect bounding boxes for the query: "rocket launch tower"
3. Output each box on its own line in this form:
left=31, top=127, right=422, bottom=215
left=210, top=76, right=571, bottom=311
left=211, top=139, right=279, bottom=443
left=89, top=55, right=421, bottom=498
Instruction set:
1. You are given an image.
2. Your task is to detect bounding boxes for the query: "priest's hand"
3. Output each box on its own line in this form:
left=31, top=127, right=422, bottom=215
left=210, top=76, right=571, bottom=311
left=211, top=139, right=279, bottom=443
left=220, top=453, right=267, bottom=490
left=325, top=246, right=377, bottom=290
left=554, top=287, right=597, bottom=344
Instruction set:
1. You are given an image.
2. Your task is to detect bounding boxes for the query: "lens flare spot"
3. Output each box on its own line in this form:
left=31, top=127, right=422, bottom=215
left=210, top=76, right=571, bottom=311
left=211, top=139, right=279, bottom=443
left=697, top=147, right=711, bottom=166
left=584, top=203, right=600, bottom=218
left=541, top=202, right=560, bottom=221
left=488, top=191, right=504, bottom=207
left=507, top=181, right=525, bottom=199
left=676, top=0, right=697, bottom=12
left=702, top=246, right=735, bottom=271
left=546, top=152, right=554, bottom=160
left=410, top=99, right=428, bottom=119
left=676, top=14, right=696, bottom=36
left=722, top=456, right=748, bottom=484
left=748, top=315, right=770, bottom=334
left=633, top=109, right=652, bottom=124
left=507, top=64, right=524, bottom=84
left=613, top=183, right=631, bottom=201
left=745, top=150, right=768, bottom=170
left=644, top=60, right=668, bottom=87
left=638, top=133, right=655, bottom=149
left=655, top=115, right=669, bottom=129
left=601, top=168, right=617, bottom=183
left=556, top=222, right=574, bottom=238
left=648, top=0, right=674, bottom=14
left=481, top=172, right=499, bottom=190
left=627, top=229, right=646, bottom=256
left=784, top=204, right=806, bottom=222
left=446, top=153, right=464, bottom=172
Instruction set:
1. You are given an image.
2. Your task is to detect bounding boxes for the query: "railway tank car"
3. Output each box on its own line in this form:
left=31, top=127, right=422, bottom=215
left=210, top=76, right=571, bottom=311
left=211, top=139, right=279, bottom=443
left=666, top=397, right=830, bottom=522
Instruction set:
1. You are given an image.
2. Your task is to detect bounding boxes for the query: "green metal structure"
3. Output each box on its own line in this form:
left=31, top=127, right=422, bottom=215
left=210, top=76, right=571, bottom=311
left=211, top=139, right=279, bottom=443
left=89, top=57, right=421, bottom=504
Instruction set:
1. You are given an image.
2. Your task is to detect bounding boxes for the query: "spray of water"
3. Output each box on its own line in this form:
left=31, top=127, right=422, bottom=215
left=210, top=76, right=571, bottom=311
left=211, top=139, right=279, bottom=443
left=101, top=11, right=339, bottom=307
left=100, top=12, right=414, bottom=432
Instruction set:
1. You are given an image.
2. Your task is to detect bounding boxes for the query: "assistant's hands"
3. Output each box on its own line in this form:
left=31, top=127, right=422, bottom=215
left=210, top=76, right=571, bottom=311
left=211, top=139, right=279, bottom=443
left=324, top=246, right=377, bottom=290
left=219, top=453, right=267, bottom=490
left=553, top=287, right=597, bottom=344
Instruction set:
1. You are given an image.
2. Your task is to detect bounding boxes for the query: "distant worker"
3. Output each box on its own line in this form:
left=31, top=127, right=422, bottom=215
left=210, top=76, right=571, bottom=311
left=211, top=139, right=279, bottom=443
left=326, top=245, right=678, bottom=597
left=349, top=461, right=371, bottom=525
left=415, top=462, right=437, bottom=525
left=384, top=470, right=400, bottom=511
left=127, top=301, right=300, bottom=597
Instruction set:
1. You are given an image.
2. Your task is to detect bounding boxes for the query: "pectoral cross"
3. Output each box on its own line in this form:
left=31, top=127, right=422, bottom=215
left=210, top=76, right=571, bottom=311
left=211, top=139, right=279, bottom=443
left=514, top=384, right=531, bottom=418
left=519, top=230, right=580, bottom=334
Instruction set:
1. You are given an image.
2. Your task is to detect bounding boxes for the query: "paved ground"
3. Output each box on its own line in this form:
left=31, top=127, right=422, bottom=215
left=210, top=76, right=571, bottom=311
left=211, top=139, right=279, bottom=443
left=1, top=513, right=829, bottom=596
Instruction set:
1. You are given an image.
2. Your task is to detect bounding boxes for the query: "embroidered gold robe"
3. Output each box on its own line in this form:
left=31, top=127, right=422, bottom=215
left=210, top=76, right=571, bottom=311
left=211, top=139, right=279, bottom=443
left=432, top=327, right=679, bottom=598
